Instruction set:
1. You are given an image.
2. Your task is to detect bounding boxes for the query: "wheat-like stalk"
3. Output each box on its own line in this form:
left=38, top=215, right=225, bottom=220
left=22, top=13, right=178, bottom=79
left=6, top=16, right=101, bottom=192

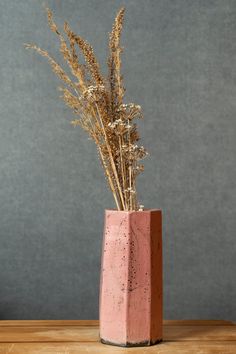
left=25, top=7, right=148, bottom=211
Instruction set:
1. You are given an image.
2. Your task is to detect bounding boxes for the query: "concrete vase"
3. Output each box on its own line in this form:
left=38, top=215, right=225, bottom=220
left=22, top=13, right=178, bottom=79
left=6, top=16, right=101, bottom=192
left=99, top=209, right=162, bottom=347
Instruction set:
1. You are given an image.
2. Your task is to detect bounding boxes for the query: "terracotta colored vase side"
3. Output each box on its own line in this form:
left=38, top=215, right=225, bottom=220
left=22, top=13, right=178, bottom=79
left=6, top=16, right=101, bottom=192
left=99, top=209, right=163, bottom=347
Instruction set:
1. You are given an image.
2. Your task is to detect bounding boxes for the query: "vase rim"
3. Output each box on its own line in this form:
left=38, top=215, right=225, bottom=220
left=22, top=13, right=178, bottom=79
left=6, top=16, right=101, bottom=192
left=105, top=209, right=161, bottom=213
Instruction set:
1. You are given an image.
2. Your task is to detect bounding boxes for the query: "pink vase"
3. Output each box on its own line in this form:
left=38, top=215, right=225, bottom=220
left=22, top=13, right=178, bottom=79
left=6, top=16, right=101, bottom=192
left=99, top=209, right=162, bottom=347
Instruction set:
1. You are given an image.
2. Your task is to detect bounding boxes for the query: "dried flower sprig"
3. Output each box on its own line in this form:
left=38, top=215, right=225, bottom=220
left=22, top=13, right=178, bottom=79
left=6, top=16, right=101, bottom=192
left=25, top=7, right=148, bottom=211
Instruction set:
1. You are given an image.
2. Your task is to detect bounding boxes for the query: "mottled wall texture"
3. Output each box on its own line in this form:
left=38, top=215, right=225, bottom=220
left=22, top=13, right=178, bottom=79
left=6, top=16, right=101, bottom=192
left=0, top=0, right=235, bottom=320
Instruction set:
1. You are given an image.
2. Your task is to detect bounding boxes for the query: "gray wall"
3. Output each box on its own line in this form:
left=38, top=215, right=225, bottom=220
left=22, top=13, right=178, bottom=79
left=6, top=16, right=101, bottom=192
left=0, top=0, right=235, bottom=320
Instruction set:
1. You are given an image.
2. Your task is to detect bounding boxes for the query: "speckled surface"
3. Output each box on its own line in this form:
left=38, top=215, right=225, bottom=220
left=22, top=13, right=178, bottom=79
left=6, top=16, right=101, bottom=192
left=99, top=210, right=162, bottom=347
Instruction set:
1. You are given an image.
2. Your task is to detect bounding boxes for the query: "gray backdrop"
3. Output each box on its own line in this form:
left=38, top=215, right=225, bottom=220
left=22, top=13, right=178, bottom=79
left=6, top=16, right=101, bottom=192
left=0, top=0, right=235, bottom=320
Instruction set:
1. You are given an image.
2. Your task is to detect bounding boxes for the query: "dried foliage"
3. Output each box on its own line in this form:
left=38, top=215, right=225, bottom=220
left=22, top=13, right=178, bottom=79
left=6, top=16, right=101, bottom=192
left=25, top=7, right=148, bottom=211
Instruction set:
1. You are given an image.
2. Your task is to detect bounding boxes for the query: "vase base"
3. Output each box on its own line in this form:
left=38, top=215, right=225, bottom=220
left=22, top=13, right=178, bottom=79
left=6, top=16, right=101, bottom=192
left=101, top=338, right=162, bottom=347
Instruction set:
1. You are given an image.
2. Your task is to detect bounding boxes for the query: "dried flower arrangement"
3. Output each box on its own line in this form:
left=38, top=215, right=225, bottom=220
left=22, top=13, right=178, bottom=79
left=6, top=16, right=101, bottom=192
left=25, top=7, right=148, bottom=211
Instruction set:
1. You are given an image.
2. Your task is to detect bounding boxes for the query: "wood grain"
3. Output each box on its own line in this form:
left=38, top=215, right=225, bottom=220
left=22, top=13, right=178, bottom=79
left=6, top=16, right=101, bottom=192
left=0, top=319, right=233, bottom=327
left=0, top=320, right=235, bottom=353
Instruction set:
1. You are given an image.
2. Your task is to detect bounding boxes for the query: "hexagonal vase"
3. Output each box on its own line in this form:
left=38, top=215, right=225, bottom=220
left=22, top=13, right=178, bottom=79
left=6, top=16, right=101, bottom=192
left=99, top=209, right=162, bottom=347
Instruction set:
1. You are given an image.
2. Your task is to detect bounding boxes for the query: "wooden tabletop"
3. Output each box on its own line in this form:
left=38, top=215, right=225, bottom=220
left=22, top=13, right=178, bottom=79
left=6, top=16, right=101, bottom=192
left=0, top=320, right=235, bottom=353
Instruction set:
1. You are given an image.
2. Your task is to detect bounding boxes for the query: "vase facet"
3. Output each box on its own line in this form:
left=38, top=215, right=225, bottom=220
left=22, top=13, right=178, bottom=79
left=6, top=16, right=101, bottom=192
left=99, top=209, right=162, bottom=347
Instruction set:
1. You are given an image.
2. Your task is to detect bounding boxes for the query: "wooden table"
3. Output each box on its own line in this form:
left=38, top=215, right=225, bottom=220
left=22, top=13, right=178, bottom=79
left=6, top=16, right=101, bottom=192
left=0, top=320, right=235, bottom=353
